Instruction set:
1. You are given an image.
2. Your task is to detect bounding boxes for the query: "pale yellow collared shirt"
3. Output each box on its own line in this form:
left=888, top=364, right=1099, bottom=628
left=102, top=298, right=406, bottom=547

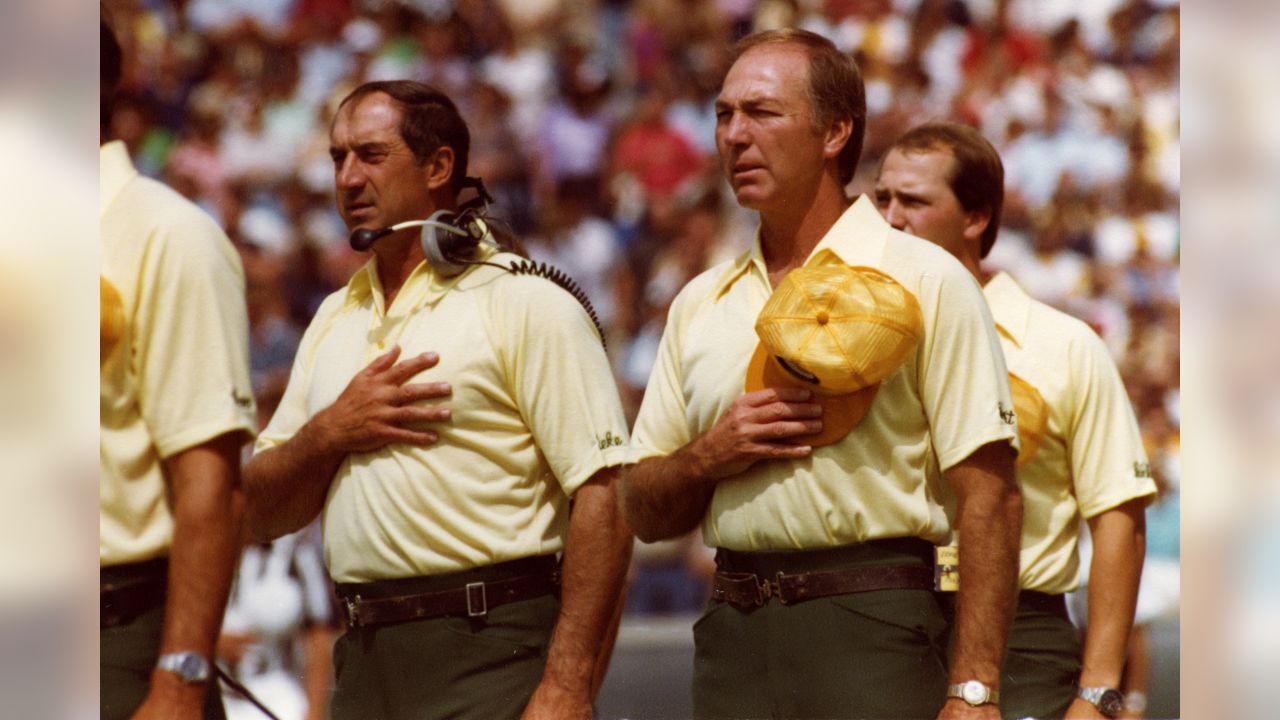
left=984, top=272, right=1156, bottom=594
left=257, top=249, right=629, bottom=583
left=100, top=141, right=257, bottom=566
left=629, top=196, right=1018, bottom=551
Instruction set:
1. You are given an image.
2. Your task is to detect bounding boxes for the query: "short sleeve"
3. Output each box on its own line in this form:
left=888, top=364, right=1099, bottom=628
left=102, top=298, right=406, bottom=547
left=1067, top=331, right=1158, bottom=517
left=916, top=270, right=1019, bottom=471
left=254, top=293, right=344, bottom=453
left=628, top=298, right=693, bottom=463
left=497, top=276, right=630, bottom=496
left=134, top=213, right=256, bottom=457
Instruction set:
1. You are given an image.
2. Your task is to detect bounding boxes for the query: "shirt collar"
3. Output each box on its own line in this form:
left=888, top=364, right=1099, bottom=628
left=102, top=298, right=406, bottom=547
left=711, top=227, right=768, bottom=299
left=982, top=271, right=1032, bottom=348
left=100, top=140, right=137, bottom=218
left=342, top=235, right=500, bottom=315
left=711, top=195, right=888, bottom=298
left=806, top=195, right=891, bottom=267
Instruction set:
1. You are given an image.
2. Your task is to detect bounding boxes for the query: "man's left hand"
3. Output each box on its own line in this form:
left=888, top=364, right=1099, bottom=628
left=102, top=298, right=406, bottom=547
left=936, top=698, right=1002, bottom=720
left=521, top=681, right=592, bottom=720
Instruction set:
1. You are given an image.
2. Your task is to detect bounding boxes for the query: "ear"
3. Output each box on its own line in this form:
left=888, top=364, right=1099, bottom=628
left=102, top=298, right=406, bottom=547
left=963, top=207, right=992, bottom=247
left=422, top=146, right=455, bottom=192
left=822, top=116, right=853, bottom=161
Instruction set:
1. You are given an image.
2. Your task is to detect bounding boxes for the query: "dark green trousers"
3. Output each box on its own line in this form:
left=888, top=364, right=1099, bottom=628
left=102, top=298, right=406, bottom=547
left=99, top=603, right=226, bottom=720
left=330, top=564, right=560, bottom=720
left=693, top=541, right=950, bottom=720
left=998, top=595, right=1082, bottom=720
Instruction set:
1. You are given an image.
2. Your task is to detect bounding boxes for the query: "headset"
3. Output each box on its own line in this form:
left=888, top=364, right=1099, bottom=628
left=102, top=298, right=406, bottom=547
left=348, top=178, right=607, bottom=348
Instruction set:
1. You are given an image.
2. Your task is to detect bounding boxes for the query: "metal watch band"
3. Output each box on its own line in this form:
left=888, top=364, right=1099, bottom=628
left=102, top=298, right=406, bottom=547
left=946, top=680, right=1000, bottom=706
left=1077, top=687, right=1124, bottom=718
left=156, top=651, right=211, bottom=683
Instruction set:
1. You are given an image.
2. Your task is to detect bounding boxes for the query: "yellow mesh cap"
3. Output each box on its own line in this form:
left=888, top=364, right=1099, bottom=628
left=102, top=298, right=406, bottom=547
left=745, top=252, right=923, bottom=446
left=1008, top=372, right=1047, bottom=467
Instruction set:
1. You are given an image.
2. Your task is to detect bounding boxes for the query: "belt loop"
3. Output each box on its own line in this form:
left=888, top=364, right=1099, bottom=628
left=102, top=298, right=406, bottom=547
left=466, top=582, right=488, bottom=617
left=345, top=595, right=363, bottom=628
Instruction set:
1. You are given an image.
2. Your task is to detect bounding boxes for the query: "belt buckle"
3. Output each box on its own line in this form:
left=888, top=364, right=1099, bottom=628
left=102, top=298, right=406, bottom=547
left=344, top=595, right=363, bottom=627
left=755, top=573, right=782, bottom=606
left=465, top=582, right=488, bottom=617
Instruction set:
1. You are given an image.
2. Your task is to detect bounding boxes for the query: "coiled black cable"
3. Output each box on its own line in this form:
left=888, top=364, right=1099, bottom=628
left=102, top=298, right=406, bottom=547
left=470, top=258, right=607, bottom=350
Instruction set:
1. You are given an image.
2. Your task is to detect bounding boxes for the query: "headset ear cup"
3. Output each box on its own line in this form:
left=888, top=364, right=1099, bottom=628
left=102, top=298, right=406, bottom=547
left=420, top=210, right=475, bottom=277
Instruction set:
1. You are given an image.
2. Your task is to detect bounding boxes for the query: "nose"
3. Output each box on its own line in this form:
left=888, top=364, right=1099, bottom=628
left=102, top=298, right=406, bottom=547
left=883, top=199, right=907, bottom=231
left=718, top=111, right=749, bottom=148
left=335, top=154, right=365, bottom=191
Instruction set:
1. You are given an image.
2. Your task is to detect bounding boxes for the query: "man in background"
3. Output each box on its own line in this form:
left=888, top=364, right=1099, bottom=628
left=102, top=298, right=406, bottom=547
left=875, top=121, right=1155, bottom=719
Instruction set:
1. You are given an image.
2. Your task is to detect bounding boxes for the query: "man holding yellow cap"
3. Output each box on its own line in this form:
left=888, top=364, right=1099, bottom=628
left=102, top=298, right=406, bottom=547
left=875, top=122, right=1156, bottom=719
left=621, top=29, right=1022, bottom=720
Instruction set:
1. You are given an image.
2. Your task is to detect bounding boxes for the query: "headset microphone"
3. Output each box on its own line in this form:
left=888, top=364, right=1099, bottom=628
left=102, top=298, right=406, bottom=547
left=343, top=179, right=607, bottom=347
left=347, top=213, right=477, bottom=258
left=349, top=227, right=394, bottom=251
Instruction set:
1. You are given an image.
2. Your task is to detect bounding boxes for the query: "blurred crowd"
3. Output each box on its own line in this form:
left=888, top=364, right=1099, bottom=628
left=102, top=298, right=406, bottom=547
left=103, top=0, right=1179, bottom=715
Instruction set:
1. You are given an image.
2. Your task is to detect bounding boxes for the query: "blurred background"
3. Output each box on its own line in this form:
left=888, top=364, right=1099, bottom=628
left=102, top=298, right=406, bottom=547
left=0, top=0, right=1216, bottom=717
left=100, top=0, right=1180, bottom=718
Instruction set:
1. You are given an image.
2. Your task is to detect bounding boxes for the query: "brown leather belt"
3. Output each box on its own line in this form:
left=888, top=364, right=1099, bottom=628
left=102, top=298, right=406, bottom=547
left=712, top=564, right=935, bottom=608
left=338, top=566, right=560, bottom=628
left=101, top=557, right=168, bottom=629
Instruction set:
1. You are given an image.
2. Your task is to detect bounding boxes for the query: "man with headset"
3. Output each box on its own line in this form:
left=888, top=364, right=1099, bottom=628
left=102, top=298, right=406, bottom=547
left=100, top=14, right=255, bottom=720
left=621, top=29, right=1022, bottom=719
left=243, top=81, right=631, bottom=719
left=874, top=122, right=1155, bottom=719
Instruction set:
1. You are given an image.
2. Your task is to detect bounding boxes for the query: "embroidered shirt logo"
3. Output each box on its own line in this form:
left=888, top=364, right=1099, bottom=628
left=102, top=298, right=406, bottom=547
left=232, top=389, right=254, bottom=409
left=1133, top=461, right=1152, bottom=478
left=998, top=402, right=1016, bottom=426
left=597, top=431, right=625, bottom=450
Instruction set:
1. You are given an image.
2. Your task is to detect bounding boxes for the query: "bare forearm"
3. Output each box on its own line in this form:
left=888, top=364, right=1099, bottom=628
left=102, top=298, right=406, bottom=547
left=1080, top=501, right=1147, bottom=686
left=621, top=388, right=819, bottom=542
left=619, top=451, right=717, bottom=543
left=150, top=434, right=247, bottom=704
left=302, top=625, right=336, bottom=720
left=947, top=444, right=1022, bottom=686
left=541, top=471, right=633, bottom=696
left=243, top=417, right=346, bottom=542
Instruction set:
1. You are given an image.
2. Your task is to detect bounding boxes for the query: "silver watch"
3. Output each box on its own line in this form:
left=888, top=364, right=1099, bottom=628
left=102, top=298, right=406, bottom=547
left=946, top=679, right=1000, bottom=706
left=156, top=652, right=211, bottom=683
left=1077, top=687, right=1124, bottom=718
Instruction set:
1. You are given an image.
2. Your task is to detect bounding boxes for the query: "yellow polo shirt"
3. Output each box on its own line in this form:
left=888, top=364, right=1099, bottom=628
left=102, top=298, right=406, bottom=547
left=984, top=272, right=1156, bottom=594
left=256, top=251, right=629, bottom=583
left=629, top=196, right=1018, bottom=550
left=100, top=140, right=257, bottom=567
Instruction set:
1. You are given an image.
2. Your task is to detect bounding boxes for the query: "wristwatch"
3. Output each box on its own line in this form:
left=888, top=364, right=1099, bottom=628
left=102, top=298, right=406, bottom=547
left=1077, top=687, right=1124, bottom=718
left=946, top=680, right=1000, bottom=706
left=156, top=652, right=211, bottom=683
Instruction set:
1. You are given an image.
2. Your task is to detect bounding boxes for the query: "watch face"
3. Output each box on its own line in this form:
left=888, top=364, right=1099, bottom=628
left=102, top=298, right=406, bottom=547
left=178, top=654, right=202, bottom=679
left=1098, top=689, right=1125, bottom=717
left=961, top=681, right=988, bottom=705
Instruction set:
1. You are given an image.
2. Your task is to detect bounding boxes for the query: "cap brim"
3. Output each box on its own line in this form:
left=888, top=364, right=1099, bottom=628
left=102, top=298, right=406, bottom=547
left=744, top=344, right=878, bottom=447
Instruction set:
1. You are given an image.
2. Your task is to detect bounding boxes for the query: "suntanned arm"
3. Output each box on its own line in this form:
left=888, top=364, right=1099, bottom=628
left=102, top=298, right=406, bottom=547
left=302, top=624, right=337, bottom=720
left=243, top=346, right=452, bottom=542
left=939, top=440, right=1022, bottom=720
left=521, top=468, right=632, bottom=720
left=1065, top=498, right=1147, bottom=719
left=619, top=387, right=821, bottom=543
left=130, top=432, right=247, bottom=720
